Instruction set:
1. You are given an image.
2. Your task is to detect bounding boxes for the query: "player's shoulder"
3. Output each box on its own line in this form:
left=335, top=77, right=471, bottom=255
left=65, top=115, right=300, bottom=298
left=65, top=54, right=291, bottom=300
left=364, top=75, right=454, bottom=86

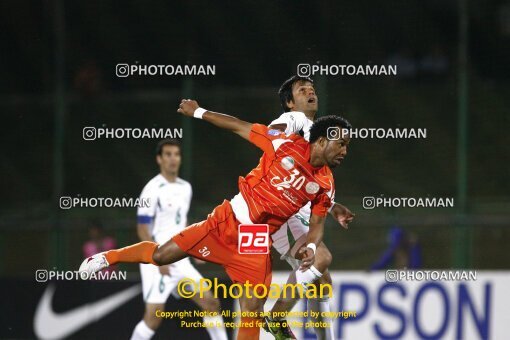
left=272, top=127, right=308, bottom=149
left=318, top=165, right=333, bottom=178
left=252, top=123, right=286, bottom=139
left=315, top=166, right=334, bottom=188
left=281, top=131, right=308, bottom=148
left=144, top=174, right=167, bottom=191
left=176, top=177, right=192, bottom=189
left=275, top=111, right=307, bottom=122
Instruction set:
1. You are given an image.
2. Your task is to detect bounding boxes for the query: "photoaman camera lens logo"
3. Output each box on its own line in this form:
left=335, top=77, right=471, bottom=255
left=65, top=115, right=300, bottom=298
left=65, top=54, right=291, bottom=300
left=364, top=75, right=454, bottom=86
left=116, top=63, right=130, bottom=77
left=36, top=270, right=48, bottom=282
left=362, top=196, right=376, bottom=209
left=82, top=127, right=96, bottom=140
left=297, top=63, right=312, bottom=77
left=59, top=197, right=73, bottom=209
left=327, top=127, right=341, bottom=140
left=385, top=270, right=399, bottom=282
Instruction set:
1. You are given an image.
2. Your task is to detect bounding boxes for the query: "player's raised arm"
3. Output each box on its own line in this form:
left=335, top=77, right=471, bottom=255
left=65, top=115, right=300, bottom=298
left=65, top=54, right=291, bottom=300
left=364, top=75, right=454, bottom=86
left=177, top=99, right=252, bottom=141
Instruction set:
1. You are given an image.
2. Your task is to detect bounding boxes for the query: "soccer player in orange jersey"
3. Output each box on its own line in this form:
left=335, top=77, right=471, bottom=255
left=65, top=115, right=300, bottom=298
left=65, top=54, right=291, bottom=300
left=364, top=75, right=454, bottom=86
left=80, top=99, right=351, bottom=340
left=265, top=75, right=355, bottom=340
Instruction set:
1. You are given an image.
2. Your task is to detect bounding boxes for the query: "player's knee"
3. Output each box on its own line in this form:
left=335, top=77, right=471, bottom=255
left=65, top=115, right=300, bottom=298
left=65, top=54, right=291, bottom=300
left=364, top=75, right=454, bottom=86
left=145, top=317, right=161, bottom=330
left=240, top=296, right=265, bottom=312
left=202, top=297, right=221, bottom=312
left=144, top=310, right=162, bottom=329
left=315, top=247, right=332, bottom=269
left=317, top=271, right=332, bottom=285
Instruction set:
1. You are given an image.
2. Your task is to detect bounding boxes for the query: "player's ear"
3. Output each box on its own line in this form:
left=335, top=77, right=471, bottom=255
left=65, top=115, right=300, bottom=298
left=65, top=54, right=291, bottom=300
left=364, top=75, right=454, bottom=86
left=156, top=155, right=162, bottom=165
left=286, top=99, right=295, bottom=110
left=317, top=136, right=328, bottom=147
left=312, top=136, right=328, bottom=152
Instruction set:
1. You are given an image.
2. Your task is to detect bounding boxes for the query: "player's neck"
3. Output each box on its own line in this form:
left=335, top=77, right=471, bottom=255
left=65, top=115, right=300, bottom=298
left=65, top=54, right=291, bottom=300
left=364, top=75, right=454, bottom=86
left=161, top=172, right=178, bottom=183
left=303, top=110, right=316, bottom=121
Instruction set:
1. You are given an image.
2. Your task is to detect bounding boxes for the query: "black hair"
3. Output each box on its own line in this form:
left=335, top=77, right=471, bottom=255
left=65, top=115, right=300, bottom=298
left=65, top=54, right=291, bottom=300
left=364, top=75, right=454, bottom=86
left=156, top=139, right=181, bottom=156
left=309, top=115, right=352, bottom=143
left=278, top=75, right=314, bottom=112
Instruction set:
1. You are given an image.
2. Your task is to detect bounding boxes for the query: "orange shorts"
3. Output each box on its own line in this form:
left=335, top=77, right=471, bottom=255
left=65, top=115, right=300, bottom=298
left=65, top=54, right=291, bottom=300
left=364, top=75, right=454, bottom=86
left=172, top=200, right=272, bottom=287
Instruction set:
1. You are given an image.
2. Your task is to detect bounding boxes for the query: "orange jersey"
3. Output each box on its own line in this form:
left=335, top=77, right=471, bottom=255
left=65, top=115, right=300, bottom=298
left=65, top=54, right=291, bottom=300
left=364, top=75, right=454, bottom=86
left=232, top=124, right=335, bottom=235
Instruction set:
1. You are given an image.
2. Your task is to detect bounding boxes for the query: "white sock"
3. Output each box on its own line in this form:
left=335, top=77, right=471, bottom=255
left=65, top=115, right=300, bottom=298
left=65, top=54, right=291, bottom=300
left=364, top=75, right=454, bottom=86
left=295, top=265, right=322, bottom=286
left=203, top=315, right=228, bottom=340
left=273, top=266, right=322, bottom=320
left=130, top=320, right=155, bottom=340
left=308, top=298, right=335, bottom=340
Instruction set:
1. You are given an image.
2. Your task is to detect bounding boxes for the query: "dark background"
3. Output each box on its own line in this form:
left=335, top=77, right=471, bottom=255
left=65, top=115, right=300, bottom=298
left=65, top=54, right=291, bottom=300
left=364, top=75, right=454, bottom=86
left=0, top=0, right=509, bottom=294
left=1, top=1, right=509, bottom=339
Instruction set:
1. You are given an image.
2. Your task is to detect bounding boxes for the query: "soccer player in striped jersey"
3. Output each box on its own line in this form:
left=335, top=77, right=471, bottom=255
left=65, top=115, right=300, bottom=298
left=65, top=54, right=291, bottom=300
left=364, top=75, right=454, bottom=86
left=80, top=99, right=351, bottom=340
left=131, top=139, right=227, bottom=340
left=264, top=76, right=354, bottom=340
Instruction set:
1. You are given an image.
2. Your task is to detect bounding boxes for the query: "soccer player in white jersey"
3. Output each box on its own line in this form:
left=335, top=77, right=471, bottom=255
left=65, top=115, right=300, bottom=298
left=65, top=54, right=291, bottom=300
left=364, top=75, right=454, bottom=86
left=263, top=76, right=355, bottom=340
left=131, top=139, right=227, bottom=340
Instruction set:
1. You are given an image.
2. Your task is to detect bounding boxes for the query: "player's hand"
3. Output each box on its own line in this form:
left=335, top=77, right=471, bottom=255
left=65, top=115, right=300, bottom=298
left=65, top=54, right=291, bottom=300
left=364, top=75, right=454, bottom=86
left=177, top=99, right=199, bottom=117
left=158, top=264, right=171, bottom=275
left=298, top=246, right=315, bottom=271
left=330, top=203, right=355, bottom=229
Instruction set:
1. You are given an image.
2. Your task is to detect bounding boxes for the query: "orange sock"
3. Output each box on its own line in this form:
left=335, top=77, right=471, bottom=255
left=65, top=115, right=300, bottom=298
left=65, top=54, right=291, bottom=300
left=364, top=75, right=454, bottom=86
left=237, top=317, right=261, bottom=340
left=104, top=241, right=158, bottom=266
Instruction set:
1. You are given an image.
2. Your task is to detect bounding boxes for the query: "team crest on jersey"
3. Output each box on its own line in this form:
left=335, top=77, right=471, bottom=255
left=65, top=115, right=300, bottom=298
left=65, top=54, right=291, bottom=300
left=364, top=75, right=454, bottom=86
left=305, top=182, right=320, bottom=194
left=280, top=156, right=295, bottom=170
left=267, top=129, right=281, bottom=136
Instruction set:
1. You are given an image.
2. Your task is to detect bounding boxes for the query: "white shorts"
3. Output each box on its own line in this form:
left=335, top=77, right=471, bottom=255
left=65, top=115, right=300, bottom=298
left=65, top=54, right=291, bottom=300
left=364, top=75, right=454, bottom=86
left=140, top=257, right=203, bottom=304
left=272, top=213, right=309, bottom=258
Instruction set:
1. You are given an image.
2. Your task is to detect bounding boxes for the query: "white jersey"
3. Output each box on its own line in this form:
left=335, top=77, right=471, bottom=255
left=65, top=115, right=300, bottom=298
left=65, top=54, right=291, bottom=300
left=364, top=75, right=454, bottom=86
left=270, top=111, right=314, bottom=141
left=137, top=174, right=192, bottom=244
left=270, top=111, right=316, bottom=220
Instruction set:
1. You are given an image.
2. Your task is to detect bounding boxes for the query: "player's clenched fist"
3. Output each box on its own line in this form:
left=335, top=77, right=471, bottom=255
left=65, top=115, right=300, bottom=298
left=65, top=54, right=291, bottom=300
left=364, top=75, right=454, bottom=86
left=177, top=99, right=199, bottom=116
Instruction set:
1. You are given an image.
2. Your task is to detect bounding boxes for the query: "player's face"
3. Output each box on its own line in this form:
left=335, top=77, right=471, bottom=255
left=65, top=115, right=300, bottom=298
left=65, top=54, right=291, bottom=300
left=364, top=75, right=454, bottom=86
left=157, top=145, right=181, bottom=175
left=323, top=133, right=350, bottom=168
left=287, top=81, right=318, bottom=113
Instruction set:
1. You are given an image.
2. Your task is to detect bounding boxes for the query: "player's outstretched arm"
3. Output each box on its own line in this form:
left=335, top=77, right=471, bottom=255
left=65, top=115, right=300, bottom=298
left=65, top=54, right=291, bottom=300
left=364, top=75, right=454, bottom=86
left=329, top=202, right=355, bottom=229
left=299, top=214, right=325, bottom=270
left=177, top=99, right=252, bottom=141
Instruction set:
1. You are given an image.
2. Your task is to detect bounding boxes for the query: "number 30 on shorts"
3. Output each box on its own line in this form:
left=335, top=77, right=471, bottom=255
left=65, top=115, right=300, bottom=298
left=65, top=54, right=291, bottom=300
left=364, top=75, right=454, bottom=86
left=198, top=246, right=210, bottom=257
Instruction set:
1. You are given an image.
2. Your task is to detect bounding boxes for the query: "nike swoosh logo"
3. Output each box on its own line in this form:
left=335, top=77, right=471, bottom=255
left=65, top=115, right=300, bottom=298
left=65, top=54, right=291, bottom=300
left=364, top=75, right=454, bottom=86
left=34, top=283, right=142, bottom=339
